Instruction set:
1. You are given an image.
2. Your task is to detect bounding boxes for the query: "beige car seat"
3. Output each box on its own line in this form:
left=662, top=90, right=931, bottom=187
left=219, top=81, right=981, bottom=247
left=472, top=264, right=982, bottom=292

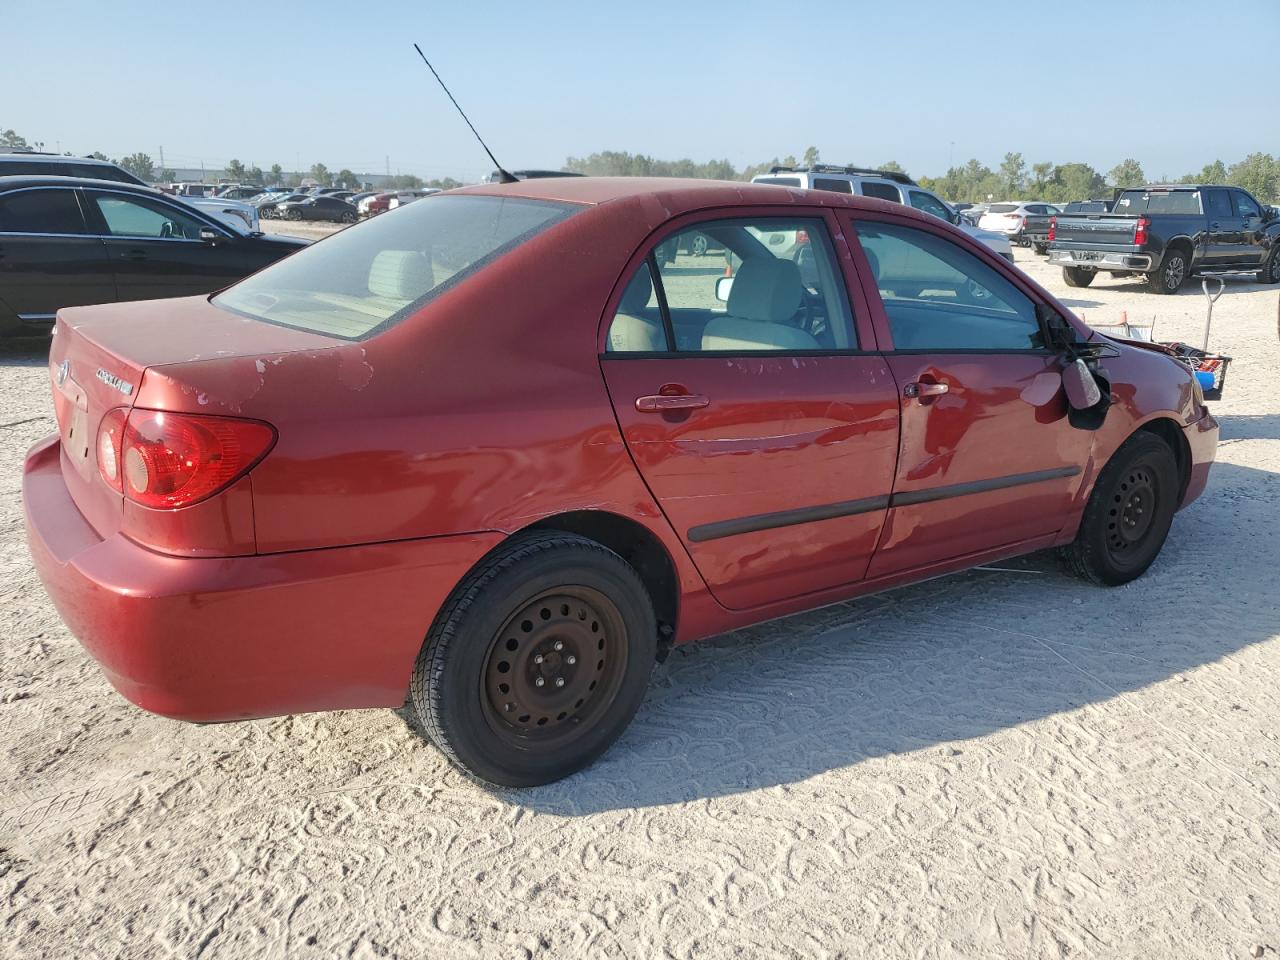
left=702, top=256, right=818, bottom=351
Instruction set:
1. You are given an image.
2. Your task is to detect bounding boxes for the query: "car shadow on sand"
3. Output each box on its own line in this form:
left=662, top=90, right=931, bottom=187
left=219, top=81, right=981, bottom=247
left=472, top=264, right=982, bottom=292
left=487, top=459, right=1277, bottom=814
left=1217, top=413, right=1280, bottom=442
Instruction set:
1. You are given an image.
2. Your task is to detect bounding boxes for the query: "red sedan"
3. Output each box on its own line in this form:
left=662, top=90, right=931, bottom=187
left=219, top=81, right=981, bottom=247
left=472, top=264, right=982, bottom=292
left=23, top=178, right=1217, bottom=786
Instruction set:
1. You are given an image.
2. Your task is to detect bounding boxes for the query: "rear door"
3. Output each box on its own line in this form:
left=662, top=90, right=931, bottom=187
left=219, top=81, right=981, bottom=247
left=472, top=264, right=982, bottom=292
left=83, top=188, right=242, bottom=300
left=841, top=212, right=1092, bottom=576
left=599, top=211, right=900, bottom=610
left=0, top=187, right=116, bottom=322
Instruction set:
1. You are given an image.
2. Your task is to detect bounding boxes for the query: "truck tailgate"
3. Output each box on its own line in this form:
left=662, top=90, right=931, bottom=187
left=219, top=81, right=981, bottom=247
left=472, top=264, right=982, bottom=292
left=1052, top=214, right=1138, bottom=246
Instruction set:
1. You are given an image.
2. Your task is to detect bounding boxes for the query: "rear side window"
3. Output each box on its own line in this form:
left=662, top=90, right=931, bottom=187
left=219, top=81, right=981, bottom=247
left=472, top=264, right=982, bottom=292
left=0, top=189, right=86, bottom=234
left=855, top=221, right=1042, bottom=351
left=754, top=177, right=802, bottom=187
left=860, top=182, right=901, bottom=202
left=812, top=178, right=853, bottom=194
left=1114, top=190, right=1201, bottom=215
left=988, top=203, right=1020, bottom=213
left=214, top=195, right=578, bottom=339
left=1205, top=189, right=1232, bottom=218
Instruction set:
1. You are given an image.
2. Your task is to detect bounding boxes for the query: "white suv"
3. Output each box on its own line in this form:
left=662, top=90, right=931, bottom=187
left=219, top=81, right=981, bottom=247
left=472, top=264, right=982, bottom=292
left=751, top=165, right=1014, bottom=262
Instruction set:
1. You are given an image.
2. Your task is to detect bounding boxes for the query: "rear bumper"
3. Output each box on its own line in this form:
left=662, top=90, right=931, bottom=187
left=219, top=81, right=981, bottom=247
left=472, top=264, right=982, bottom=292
left=23, top=434, right=503, bottom=722
left=1180, top=412, right=1219, bottom=509
left=1049, top=248, right=1153, bottom=271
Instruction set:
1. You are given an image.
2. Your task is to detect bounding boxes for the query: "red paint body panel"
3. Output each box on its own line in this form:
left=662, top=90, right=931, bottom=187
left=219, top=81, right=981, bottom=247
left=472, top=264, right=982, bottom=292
left=21, top=178, right=1219, bottom=723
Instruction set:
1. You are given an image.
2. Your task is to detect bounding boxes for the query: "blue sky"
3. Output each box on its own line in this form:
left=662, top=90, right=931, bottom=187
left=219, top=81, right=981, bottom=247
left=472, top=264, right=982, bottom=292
left=4, top=0, right=1276, bottom=181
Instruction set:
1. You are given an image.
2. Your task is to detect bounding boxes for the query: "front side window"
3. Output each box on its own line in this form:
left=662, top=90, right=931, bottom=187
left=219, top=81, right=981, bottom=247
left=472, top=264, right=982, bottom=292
left=215, top=194, right=578, bottom=339
left=1233, top=191, right=1261, bottom=218
left=854, top=221, right=1043, bottom=351
left=908, top=190, right=952, bottom=221
left=607, top=217, right=856, bottom=353
left=0, top=189, right=86, bottom=234
left=92, top=194, right=208, bottom=239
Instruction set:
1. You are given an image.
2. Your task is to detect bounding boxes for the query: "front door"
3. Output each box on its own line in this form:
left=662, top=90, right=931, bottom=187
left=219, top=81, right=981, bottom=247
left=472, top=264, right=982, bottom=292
left=600, top=213, right=900, bottom=610
left=0, top=187, right=115, bottom=321
left=83, top=189, right=241, bottom=301
left=1230, top=190, right=1269, bottom=267
left=842, top=215, right=1093, bottom=577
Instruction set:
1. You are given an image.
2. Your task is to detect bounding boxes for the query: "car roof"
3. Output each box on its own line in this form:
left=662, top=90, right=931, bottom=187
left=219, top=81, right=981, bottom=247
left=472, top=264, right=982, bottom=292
left=0, top=153, right=120, bottom=167
left=456, top=176, right=919, bottom=216
left=0, top=174, right=160, bottom=193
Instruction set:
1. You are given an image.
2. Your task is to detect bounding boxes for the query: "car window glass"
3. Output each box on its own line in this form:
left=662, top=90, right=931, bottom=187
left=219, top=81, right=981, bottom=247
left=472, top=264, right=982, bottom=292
left=215, top=195, right=578, bottom=339
left=0, top=189, right=86, bottom=234
left=1114, top=190, right=1201, bottom=215
left=855, top=221, right=1043, bottom=351
left=753, top=177, right=801, bottom=187
left=605, top=260, right=668, bottom=353
left=1233, top=192, right=1261, bottom=218
left=642, top=217, right=855, bottom=352
left=1205, top=189, right=1233, bottom=218
left=988, top=203, right=1019, bottom=213
left=908, top=190, right=951, bottom=221
left=813, top=178, right=853, bottom=194
left=93, top=194, right=208, bottom=239
left=860, top=182, right=901, bottom=202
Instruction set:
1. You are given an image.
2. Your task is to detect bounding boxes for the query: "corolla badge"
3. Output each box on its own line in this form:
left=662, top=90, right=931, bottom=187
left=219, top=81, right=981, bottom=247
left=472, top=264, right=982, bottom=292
left=96, top=368, right=135, bottom=396
left=55, top=360, right=70, bottom=386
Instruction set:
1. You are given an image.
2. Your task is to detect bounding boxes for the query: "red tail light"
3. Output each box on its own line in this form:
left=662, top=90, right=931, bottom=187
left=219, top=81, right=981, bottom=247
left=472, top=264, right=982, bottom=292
left=112, top=410, right=275, bottom=509
left=1133, top=217, right=1150, bottom=246
left=1047, top=217, right=1056, bottom=242
left=796, top=229, right=810, bottom=245
left=96, top=407, right=129, bottom=492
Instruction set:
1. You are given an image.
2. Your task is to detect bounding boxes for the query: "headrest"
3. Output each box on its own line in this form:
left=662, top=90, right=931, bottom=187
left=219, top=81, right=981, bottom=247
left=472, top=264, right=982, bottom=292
left=727, top=256, right=803, bottom=324
left=368, top=250, right=433, bottom=301
left=620, top=265, right=654, bottom=313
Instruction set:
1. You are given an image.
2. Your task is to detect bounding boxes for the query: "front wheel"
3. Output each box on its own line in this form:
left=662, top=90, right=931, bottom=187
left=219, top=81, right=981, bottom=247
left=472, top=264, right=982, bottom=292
left=287, top=209, right=303, bottom=221
left=1060, top=432, right=1179, bottom=586
left=1260, top=245, right=1280, bottom=284
left=341, top=211, right=356, bottom=224
left=1147, top=250, right=1188, bottom=294
left=1063, top=266, right=1095, bottom=287
left=410, top=532, right=657, bottom=787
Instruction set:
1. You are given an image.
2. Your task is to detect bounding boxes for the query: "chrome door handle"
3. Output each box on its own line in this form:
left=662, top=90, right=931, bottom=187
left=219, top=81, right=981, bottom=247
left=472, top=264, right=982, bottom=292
left=904, top=381, right=948, bottom=399
left=635, top=393, right=710, bottom=413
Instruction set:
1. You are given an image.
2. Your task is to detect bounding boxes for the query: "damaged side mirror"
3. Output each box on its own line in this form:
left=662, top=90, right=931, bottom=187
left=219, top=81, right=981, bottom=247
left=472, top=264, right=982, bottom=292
left=1038, top=303, right=1112, bottom=429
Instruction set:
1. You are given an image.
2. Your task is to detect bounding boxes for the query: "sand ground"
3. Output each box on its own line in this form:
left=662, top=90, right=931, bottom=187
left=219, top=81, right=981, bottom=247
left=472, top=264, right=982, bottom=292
left=2, top=241, right=1279, bottom=959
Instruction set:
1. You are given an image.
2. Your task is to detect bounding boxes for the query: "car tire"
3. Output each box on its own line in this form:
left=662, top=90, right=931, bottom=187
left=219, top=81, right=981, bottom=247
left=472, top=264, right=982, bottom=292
left=1260, top=245, right=1280, bottom=284
left=1060, top=432, right=1179, bottom=586
left=1033, top=243, right=1048, bottom=255
left=691, top=234, right=708, bottom=257
left=1147, top=249, right=1188, bottom=294
left=287, top=209, right=302, bottom=221
left=341, top=212, right=356, bottom=224
left=1063, top=266, right=1095, bottom=288
left=410, top=531, right=657, bottom=787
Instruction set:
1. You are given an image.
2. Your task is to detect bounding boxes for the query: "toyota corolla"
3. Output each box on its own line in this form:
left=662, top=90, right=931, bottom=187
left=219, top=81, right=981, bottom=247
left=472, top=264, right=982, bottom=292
left=23, top=178, right=1217, bottom=786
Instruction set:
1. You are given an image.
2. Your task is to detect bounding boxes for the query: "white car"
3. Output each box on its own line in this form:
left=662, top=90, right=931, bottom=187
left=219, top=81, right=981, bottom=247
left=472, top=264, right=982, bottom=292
left=978, top=202, right=1061, bottom=238
left=750, top=165, right=1015, bottom=262
left=184, top=196, right=260, bottom=233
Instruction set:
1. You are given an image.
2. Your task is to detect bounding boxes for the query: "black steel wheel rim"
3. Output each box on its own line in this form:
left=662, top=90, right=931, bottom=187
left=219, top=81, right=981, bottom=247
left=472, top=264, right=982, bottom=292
left=1106, top=466, right=1159, bottom=559
left=481, top=587, right=628, bottom=751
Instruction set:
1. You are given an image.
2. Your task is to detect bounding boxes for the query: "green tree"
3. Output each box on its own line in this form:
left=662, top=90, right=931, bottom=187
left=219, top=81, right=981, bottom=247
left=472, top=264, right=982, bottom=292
left=225, top=158, right=247, bottom=181
left=389, top=173, right=424, bottom=189
left=336, top=168, right=358, bottom=188
left=157, top=167, right=176, bottom=182
left=802, top=145, right=820, bottom=167
left=0, top=128, right=28, bottom=149
left=426, top=177, right=463, bottom=190
left=88, top=151, right=109, bottom=161
left=877, top=160, right=906, bottom=175
left=1181, top=159, right=1227, bottom=184
left=1108, top=158, right=1146, bottom=188
left=1227, top=152, right=1279, bottom=201
left=308, top=162, right=332, bottom=186
left=1029, top=161, right=1054, bottom=198
left=118, top=152, right=156, bottom=181
left=246, top=165, right=264, bottom=185
left=268, top=163, right=284, bottom=185
left=999, top=152, right=1027, bottom=195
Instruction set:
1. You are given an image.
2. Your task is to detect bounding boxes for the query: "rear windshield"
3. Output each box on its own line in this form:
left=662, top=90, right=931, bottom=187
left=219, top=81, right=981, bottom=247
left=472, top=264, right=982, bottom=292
left=1114, top=190, right=1201, bottom=215
left=988, top=203, right=1020, bottom=213
left=214, top=194, right=578, bottom=339
left=754, top=177, right=802, bottom=187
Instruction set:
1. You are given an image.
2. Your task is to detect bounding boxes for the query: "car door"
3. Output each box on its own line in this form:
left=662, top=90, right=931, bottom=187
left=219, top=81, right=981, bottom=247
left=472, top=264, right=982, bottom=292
left=599, top=211, right=900, bottom=610
left=0, top=186, right=116, bottom=322
left=840, top=213, right=1093, bottom=577
left=83, top=188, right=242, bottom=300
left=1230, top=190, right=1269, bottom=266
left=1202, top=188, right=1241, bottom=265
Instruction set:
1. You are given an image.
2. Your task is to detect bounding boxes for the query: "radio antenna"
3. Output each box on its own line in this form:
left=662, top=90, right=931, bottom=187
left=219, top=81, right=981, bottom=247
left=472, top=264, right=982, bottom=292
left=413, top=44, right=517, bottom=184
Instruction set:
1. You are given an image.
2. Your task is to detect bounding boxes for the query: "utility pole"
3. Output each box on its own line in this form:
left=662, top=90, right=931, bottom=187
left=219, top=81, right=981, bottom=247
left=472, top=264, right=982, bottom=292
left=159, top=146, right=165, bottom=174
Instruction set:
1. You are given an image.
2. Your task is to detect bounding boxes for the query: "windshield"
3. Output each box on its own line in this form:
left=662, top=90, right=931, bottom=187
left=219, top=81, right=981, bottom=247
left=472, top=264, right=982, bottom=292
left=1114, top=190, right=1201, bottom=215
left=213, top=194, right=579, bottom=339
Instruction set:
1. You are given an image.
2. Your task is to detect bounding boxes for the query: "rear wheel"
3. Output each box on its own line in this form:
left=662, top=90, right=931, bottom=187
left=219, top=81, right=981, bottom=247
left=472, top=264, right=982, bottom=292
left=341, top=211, right=356, bottom=224
left=410, top=532, right=657, bottom=787
left=1060, top=432, right=1179, bottom=586
left=691, top=234, right=709, bottom=256
left=1033, top=242, right=1048, bottom=255
left=1147, top=249, right=1188, bottom=294
left=1063, top=266, right=1095, bottom=287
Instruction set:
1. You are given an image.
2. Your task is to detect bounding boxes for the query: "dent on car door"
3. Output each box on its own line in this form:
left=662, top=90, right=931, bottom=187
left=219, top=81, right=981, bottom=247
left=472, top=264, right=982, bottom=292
left=0, top=187, right=116, bottom=325
left=598, top=213, right=900, bottom=610
left=845, top=216, right=1093, bottom=577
